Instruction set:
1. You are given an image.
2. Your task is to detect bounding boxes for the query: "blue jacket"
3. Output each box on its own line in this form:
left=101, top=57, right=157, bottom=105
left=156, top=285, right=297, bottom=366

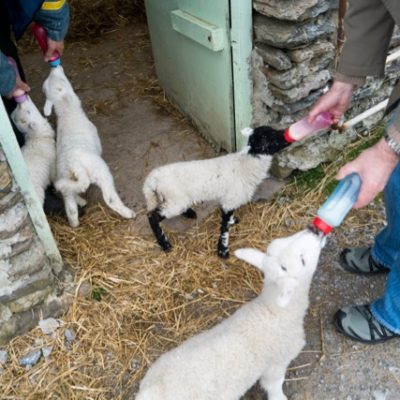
left=0, top=0, right=69, bottom=96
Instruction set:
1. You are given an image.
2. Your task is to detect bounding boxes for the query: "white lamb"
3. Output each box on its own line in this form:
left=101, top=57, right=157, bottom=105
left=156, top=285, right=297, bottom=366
left=11, top=96, right=56, bottom=206
left=143, top=126, right=290, bottom=258
left=135, top=227, right=326, bottom=400
left=42, top=66, right=135, bottom=227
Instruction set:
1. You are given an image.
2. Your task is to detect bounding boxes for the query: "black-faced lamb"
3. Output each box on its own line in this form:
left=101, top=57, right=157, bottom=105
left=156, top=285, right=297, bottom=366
left=135, top=227, right=326, bottom=400
left=11, top=96, right=56, bottom=206
left=42, top=66, right=135, bottom=227
left=143, top=126, right=289, bottom=257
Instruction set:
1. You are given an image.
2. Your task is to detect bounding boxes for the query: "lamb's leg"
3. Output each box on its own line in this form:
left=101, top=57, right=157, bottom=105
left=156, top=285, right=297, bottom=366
left=259, top=368, right=287, bottom=400
left=74, top=194, right=87, bottom=207
left=63, top=193, right=80, bottom=228
left=182, top=208, right=197, bottom=219
left=148, top=208, right=172, bottom=251
left=217, top=208, right=236, bottom=259
left=93, top=163, right=136, bottom=219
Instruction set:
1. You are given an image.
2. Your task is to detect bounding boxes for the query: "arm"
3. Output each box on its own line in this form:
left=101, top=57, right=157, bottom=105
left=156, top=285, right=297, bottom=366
left=0, top=52, right=30, bottom=97
left=34, top=0, right=70, bottom=61
left=310, top=0, right=394, bottom=122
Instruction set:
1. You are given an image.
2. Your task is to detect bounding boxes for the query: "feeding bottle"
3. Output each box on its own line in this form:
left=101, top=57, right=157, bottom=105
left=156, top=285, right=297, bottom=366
left=312, top=173, right=362, bottom=235
left=31, top=23, right=61, bottom=67
left=284, top=112, right=333, bottom=143
left=7, top=57, right=28, bottom=103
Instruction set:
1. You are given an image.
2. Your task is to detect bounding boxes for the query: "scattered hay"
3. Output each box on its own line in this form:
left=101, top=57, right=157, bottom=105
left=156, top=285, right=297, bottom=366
left=0, top=171, right=386, bottom=398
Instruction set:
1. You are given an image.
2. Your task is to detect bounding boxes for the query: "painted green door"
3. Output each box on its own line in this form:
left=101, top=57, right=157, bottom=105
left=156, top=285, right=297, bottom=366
left=144, top=0, right=252, bottom=152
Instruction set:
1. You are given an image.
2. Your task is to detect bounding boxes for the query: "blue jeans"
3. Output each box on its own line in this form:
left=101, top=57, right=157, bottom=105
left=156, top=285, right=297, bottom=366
left=371, top=161, right=400, bottom=334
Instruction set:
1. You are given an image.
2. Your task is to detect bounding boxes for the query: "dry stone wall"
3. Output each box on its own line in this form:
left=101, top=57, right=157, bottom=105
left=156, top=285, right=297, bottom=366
left=252, top=0, right=400, bottom=177
left=0, top=146, right=72, bottom=345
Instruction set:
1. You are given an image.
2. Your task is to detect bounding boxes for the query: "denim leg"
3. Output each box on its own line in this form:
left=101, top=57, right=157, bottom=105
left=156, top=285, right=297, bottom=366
left=371, top=162, right=400, bottom=268
left=370, top=162, right=400, bottom=333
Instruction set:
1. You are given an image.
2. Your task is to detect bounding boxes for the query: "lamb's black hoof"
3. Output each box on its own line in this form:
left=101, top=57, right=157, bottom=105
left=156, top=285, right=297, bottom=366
left=182, top=208, right=197, bottom=219
left=232, top=216, right=240, bottom=225
left=218, top=249, right=230, bottom=259
left=160, top=241, right=172, bottom=252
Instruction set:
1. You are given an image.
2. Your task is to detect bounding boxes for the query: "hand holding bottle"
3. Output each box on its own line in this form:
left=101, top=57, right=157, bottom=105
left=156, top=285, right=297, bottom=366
left=309, top=81, right=355, bottom=124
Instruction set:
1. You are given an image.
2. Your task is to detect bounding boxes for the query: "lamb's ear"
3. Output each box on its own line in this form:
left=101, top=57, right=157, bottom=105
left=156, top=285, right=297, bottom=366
left=276, top=277, right=298, bottom=308
left=235, top=248, right=266, bottom=271
left=241, top=127, right=253, bottom=138
left=44, top=99, right=53, bottom=117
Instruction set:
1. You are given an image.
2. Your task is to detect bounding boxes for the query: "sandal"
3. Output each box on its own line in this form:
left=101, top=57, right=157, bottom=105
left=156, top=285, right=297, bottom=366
left=334, top=304, right=399, bottom=344
left=339, top=247, right=389, bottom=275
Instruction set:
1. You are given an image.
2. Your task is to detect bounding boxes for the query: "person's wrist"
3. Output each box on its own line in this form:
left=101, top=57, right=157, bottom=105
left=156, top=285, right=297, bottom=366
left=377, top=136, right=400, bottom=161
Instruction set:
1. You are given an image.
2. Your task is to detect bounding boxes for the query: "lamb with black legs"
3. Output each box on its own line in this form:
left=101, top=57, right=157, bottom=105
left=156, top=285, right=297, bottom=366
left=142, top=126, right=290, bottom=258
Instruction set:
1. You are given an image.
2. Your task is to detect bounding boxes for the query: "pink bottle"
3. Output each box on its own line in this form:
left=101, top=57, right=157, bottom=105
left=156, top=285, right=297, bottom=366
left=284, top=111, right=333, bottom=143
left=7, top=57, right=28, bottom=103
left=31, top=23, right=61, bottom=67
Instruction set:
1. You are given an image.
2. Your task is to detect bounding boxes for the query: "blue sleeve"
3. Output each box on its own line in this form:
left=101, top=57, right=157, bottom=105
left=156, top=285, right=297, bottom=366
left=34, top=1, right=70, bottom=41
left=0, top=52, right=17, bottom=97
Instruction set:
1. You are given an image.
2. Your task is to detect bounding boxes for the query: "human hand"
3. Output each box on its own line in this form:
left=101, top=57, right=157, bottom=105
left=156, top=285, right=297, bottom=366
left=309, top=81, right=355, bottom=124
left=9, top=76, right=30, bottom=98
left=337, top=135, right=399, bottom=208
left=44, top=38, right=64, bottom=61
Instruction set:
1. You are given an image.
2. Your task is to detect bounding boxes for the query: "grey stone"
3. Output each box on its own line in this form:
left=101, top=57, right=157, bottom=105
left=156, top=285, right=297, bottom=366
left=19, top=348, right=41, bottom=367
left=272, top=128, right=356, bottom=178
left=264, top=55, right=333, bottom=90
left=39, top=318, right=60, bottom=335
left=41, top=345, right=53, bottom=359
left=254, top=13, right=336, bottom=49
left=64, top=328, right=76, bottom=342
left=288, top=40, right=336, bottom=63
left=7, top=285, right=54, bottom=314
left=255, top=44, right=292, bottom=71
left=0, top=225, right=34, bottom=260
left=0, top=190, right=22, bottom=214
left=270, top=70, right=331, bottom=103
left=0, top=162, right=12, bottom=199
left=0, top=202, right=28, bottom=240
left=253, top=0, right=334, bottom=21
left=0, top=349, right=8, bottom=365
left=7, top=238, right=46, bottom=281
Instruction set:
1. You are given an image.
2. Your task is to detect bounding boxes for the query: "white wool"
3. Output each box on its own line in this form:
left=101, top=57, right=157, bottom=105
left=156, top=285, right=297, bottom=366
left=42, top=66, right=135, bottom=227
left=136, top=229, right=325, bottom=400
left=143, top=152, right=272, bottom=217
left=11, top=97, right=56, bottom=206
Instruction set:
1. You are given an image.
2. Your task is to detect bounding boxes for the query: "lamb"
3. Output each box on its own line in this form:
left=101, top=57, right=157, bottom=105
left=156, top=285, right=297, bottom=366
left=135, top=227, right=326, bottom=400
left=42, top=65, right=135, bottom=227
left=143, top=126, right=290, bottom=258
left=11, top=96, right=56, bottom=206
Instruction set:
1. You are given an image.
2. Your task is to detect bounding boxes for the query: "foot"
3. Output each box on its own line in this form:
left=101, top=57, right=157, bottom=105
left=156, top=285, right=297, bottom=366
left=339, top=247, right=389, bottom=275
left=334, top=304, right=399, bottom=344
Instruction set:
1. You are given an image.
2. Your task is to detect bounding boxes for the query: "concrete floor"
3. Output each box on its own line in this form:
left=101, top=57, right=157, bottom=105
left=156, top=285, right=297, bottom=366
left=19, top=21, right=400, bottom=400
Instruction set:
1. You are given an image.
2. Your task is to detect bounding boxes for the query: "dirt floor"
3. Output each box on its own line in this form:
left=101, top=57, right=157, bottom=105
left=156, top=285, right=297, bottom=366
left=2, top=19, right=400, bottom=400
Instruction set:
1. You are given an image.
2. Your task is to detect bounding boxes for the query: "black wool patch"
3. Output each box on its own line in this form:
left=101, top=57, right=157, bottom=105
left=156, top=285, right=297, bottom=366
left=248, top=126, right=289, bottom=156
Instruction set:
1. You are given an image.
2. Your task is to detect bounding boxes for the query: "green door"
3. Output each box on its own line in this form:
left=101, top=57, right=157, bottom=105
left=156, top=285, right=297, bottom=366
left=144, top=0, right=252, bottom=152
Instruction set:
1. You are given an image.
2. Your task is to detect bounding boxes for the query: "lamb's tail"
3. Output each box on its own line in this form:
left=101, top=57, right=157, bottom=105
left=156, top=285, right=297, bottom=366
left=55, top=165, right=90, bottom=195
left=143, top=172, right=160, bottom=212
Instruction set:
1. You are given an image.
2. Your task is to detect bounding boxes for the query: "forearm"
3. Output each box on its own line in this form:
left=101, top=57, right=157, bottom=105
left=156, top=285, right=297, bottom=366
left=34, top=0, right=70, bottom=41
left=0, top=52, right=16, bottom=97
left=337, top=0, right=394, bottom=79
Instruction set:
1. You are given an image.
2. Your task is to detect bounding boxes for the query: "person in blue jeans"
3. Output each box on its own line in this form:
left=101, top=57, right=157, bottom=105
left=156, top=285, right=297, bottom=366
left=309, top=0, right=400, bottom=343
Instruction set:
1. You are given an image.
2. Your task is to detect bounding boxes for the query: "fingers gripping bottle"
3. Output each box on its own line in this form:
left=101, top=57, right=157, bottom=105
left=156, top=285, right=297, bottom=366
left=284, top=112, right=333, bottom=143
left=31, top=23, right=61, bottom=67
left=312, top=173, right=362, bottom=235
left=7, top=57, right=28, bottom=103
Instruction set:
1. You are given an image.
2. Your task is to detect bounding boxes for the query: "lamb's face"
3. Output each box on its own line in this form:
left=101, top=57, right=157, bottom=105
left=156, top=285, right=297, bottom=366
left=241, top=126, right=289, bottom=156
left=11, top=97, right=51, bottom=137
left=235, top=229, right=325, bottom=307
left=43, top=66, right=77, bottom=116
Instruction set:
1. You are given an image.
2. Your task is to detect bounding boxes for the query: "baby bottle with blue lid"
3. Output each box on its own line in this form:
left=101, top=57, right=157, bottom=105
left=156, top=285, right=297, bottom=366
left=313, top=173, right=362, bottom=235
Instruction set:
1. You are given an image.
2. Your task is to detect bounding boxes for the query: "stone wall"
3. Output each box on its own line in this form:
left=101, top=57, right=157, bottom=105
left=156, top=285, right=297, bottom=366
left=0, top=146, right=72, bottom=345
left=252, top=0, right=400, bottom=177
